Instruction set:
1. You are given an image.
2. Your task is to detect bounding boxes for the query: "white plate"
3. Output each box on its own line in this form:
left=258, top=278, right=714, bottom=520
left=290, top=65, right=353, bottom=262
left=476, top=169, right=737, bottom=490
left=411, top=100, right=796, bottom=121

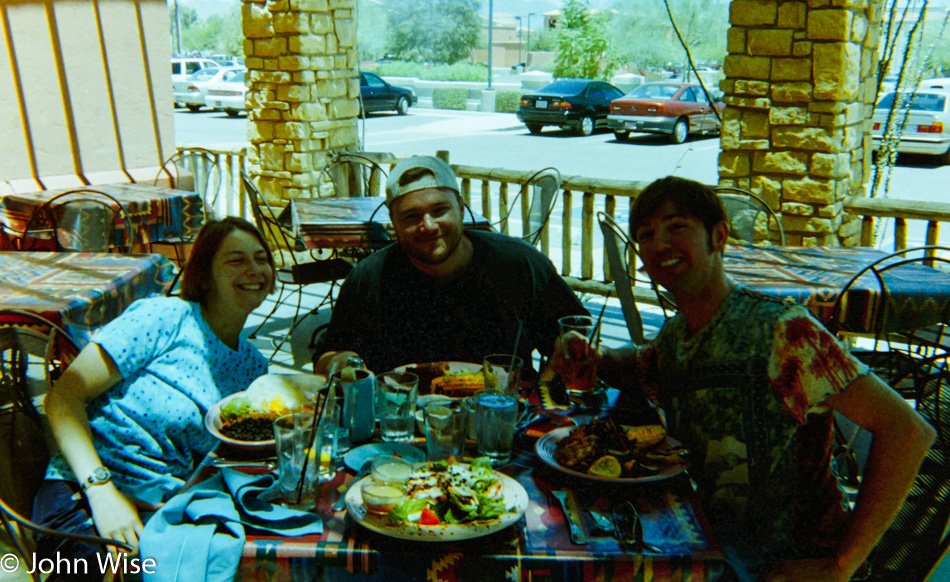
left=535, top=426, right=687, bottom=484
left=344, top=465, right=528, bottom=541
left=343, top=443, right=425, bottom=472
left=205, top=392, right=276, bottom=454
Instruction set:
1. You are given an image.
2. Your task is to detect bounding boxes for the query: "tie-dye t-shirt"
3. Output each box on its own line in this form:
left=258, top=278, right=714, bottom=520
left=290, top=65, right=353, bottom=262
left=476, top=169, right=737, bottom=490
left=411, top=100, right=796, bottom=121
left=636, top=286, right=869, bottom=561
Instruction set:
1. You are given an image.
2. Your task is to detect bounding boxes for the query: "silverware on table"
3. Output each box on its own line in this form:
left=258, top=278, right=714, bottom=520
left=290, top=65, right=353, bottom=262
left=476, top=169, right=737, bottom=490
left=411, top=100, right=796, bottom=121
left=589, top=510, right=616, bottom=534
left=332, top=459, right=373, bottom=512
left=210, top=458, right=277, bottom=470
left=614, top=500, right=661, bottom=553
left=552, top=490, right=587, bottom=545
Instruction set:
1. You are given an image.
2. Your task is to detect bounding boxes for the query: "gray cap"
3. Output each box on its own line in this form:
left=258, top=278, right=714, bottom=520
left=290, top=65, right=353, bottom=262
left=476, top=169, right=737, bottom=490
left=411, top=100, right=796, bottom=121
left=385, top=156, right=460, bottom=206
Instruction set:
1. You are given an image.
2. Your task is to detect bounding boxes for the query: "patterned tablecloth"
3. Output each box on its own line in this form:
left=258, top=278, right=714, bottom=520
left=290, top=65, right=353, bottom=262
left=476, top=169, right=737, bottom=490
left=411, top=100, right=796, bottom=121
left=0, top=252, right=176, bottom=344
left=725, top=245, right=950, bottom=334
left=0, top=183, right=204, bottom=248
left=233, top=448, right=724, bottom=582
left=281, top=196, right=493, bottom=250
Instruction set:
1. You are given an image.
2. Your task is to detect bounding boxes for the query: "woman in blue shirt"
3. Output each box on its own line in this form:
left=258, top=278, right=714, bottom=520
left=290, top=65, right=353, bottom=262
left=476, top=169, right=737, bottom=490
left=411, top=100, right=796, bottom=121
left=34, top=216, right=276, bottom=567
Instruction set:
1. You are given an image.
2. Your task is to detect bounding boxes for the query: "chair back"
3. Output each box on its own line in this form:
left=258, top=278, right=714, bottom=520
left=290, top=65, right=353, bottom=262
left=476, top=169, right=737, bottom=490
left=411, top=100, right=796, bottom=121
left=491, top=168, right=561, bottom=247
left=598, top=212, right=645, bottom=345
left=154, top=148, right=222, bottom=222
left=318, top=152, right=390, bottom=198
left=241, top=170, right=300, bottom=268
left=827, top=245, right=950, bottom=337
left=714, top=186, right=786, bottom=245
left=17, top=189, right=135, bottom=252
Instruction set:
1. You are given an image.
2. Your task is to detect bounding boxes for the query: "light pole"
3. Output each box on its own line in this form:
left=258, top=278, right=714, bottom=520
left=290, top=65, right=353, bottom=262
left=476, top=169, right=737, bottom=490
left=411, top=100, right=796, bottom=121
left=487, top=0, right=493, bottom=89
left=526, top=12, right=535, bottom=69
left=515, top=16, right=522, bottom=68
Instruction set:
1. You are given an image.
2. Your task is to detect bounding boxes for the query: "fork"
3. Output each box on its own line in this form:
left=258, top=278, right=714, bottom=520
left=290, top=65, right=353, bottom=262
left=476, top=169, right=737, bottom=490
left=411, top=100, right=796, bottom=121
left=552, top=490, right=587, bottom=545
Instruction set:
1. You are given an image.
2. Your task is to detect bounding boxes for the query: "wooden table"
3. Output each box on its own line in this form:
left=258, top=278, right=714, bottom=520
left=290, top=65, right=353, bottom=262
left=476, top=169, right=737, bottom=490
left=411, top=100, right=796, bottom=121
left=725, top=245, right=950, bottom=334
left=0, top=183, right=204, bottom=249
left=280, top=196, right=493, bottom=251
left=0, top=251, right=176, bottom=344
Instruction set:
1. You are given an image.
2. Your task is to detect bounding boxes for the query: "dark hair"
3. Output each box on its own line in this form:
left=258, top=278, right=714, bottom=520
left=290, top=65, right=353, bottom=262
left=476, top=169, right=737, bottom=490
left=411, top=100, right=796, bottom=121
left=629, top=176, right=727, bottom=238
left=180, top=216, right=276, bottom=306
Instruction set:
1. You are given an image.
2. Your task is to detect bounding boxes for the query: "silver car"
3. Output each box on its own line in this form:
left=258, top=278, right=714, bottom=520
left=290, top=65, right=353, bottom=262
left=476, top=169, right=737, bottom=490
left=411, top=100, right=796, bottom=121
left=203, top=69, right=248, bottom=117
left=873, top=90, right=950, bottom=165
left=174, top=66, right=244, bottom=112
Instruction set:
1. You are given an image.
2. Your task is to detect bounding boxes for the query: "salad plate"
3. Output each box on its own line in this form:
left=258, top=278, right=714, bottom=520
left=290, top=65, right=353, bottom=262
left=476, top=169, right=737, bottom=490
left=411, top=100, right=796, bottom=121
left=344, top=462, right=529, bottom=541
left=343, top=443, right=425, bottom=472
left=535, top=426, right=686, bottom=484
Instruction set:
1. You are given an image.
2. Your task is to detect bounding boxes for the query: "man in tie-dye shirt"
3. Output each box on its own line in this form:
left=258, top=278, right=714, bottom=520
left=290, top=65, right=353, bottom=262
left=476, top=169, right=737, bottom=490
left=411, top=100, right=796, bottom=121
left=553, top=176, right=935, bottom=582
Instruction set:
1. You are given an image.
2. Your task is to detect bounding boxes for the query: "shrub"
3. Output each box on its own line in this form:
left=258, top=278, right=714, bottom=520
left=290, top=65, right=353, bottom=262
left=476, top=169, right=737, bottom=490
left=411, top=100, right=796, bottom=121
left=432, top=87, right=469, bottom=110
left=375, top=61, right=487, bottom=82
left=495, top=90, right=523, bottom=113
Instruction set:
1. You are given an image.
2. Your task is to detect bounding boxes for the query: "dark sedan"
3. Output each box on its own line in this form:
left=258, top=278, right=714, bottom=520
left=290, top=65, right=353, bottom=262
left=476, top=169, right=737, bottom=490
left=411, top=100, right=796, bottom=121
left=516, top=79, right=625, bottom=136
left=607, top=82, right=725, bottom=144
left=360, top=72, right=416, bottom=115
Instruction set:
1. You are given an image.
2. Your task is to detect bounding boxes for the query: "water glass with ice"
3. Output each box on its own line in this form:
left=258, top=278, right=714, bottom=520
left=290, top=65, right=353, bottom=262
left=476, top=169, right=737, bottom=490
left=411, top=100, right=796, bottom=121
left=482, top=354, right=523, bottom=397
left=474, top=389, right=519, bottom=466
left=273, top=412, right=320, bottom=510
left=376, top=371, right=419, bottom=442
left=424, top=401, right=468, bottom=461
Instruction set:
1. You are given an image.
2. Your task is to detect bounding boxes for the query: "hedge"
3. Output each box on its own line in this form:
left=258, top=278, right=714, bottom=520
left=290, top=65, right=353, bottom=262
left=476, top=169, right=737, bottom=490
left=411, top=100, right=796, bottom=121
left=495, top=90, right=523, bottom=113
left=432, top=87, right=469, bottom=110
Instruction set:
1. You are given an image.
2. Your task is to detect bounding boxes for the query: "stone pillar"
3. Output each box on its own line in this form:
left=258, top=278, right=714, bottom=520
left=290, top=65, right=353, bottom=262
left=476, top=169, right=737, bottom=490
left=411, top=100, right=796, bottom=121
left=718, top=0, right=883, bottom=246
left=242, top=0, right=360, bottom=201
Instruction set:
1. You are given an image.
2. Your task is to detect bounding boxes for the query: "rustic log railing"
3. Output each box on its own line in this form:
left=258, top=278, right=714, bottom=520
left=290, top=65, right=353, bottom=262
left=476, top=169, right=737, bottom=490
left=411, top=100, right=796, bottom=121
left=174, top=145, right=950, bottom=305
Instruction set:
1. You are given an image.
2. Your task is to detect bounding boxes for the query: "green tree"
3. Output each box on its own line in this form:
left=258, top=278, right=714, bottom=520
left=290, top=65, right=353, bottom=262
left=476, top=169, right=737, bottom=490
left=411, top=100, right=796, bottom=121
left=552, top=0, right=619, bottom=79
left=608, top=0, right=728, bottom=73
left=386, top=0, right=481, bottom=64
left=358, top=0, right=389, bottom=60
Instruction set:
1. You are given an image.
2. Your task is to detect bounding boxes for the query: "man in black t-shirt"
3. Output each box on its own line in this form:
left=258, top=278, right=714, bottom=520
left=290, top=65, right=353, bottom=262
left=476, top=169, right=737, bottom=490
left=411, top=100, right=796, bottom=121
left=312, top=156, right=586, bottom=378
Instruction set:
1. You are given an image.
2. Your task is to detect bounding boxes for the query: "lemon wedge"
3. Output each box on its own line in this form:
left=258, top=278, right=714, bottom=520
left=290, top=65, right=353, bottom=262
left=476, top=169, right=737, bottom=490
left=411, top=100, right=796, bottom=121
left=588, top=455, right=622, bottom=478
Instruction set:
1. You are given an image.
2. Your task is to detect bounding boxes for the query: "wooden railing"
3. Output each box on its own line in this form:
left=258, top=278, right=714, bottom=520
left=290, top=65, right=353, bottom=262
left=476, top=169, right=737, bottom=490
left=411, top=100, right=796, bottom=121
left=176, top=145, right=950, bottom=304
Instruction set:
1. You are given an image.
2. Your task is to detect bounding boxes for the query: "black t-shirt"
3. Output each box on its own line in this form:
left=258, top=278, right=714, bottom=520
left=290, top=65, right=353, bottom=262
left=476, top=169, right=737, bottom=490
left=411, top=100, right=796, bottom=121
left=317, top=230, right=587, bottom=378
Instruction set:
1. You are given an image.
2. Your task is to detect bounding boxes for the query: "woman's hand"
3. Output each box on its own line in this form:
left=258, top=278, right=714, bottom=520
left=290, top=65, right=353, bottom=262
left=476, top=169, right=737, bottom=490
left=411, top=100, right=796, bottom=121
left=84, top=484, right=144, bottom=554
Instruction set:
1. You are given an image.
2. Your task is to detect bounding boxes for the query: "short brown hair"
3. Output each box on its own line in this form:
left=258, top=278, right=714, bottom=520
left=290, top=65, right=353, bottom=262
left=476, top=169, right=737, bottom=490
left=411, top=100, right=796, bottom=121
left=180, top=216, right=276, bottom=306
left=630, top=176, right=727, bottom=239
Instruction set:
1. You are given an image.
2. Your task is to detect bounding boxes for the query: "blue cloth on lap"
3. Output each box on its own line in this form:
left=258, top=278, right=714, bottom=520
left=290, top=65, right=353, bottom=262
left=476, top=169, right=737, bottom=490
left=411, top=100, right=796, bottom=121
left=141, top=469, right=322, bottom=582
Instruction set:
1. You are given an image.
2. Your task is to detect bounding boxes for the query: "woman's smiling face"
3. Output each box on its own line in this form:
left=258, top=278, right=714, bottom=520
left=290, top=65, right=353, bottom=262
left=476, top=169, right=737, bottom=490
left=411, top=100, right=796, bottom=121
left=205, top=229, right=274, bottom=316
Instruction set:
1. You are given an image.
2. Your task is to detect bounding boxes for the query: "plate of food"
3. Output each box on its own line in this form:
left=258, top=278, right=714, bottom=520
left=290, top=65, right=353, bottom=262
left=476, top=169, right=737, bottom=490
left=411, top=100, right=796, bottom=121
left=205, top=374, right=325, bottom=453
left=535, top=418, right=687, bottom=483
left=344, top=457, right=528, bottom=541
left=395, top=362, right=484, bottom=398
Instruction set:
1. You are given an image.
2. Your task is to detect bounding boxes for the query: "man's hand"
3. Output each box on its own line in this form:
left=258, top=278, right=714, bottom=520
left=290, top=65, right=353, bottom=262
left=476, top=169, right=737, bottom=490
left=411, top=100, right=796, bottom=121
left=313, top=351, right=360, bottom=376
left=85, top=483, right=144, bottom=553
left=549, top=331, right=601, bottom=378
left=765, top=558, right=856, bottom=582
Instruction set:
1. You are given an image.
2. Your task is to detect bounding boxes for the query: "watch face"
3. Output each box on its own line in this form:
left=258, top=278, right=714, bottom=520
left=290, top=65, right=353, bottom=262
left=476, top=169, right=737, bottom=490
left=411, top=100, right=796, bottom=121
left=92, top=467, right=111, bottom=483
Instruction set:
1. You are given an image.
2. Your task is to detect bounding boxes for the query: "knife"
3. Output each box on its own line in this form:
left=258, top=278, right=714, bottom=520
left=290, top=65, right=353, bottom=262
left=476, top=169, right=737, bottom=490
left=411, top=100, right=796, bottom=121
left=552, top=490, right=587, bottom=545
left=614, top=500, right=660, bottom=553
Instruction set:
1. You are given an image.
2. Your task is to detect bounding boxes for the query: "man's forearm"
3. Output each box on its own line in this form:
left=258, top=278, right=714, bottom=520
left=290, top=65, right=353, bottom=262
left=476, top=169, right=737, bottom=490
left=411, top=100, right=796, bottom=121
left=596, top=346, right=641, bottom=392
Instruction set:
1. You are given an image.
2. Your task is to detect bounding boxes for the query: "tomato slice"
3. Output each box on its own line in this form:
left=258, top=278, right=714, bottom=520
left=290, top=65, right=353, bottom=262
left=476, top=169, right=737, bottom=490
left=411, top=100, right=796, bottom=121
left=419, top=508, right=440, bottom=526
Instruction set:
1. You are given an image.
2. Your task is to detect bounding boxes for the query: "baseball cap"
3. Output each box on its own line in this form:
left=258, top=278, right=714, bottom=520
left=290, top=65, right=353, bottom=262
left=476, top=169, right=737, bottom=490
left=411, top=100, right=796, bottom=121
left=385, top=156, right=460, bottom=206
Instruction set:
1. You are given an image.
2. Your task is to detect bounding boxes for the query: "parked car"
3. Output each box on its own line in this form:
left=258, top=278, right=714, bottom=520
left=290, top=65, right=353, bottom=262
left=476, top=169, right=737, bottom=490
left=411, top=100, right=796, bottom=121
left=873, top=90, right=950, bottom=165
left=516, top=79, right=624, bottom=136
left=360, top=72, right=416, bottom=115
left=174, top=66, right=245, bottom=112
left=920, top=77, right=950, bottom=91
left=170, top=57, right=219, bottom=85
left=607, top=82, right=725, bottom=144
left=204, top=68, right=247, bottom=117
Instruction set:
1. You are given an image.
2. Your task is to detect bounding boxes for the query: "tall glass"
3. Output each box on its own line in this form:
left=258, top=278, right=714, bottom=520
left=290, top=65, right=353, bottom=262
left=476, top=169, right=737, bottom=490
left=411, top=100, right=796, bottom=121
left=376, top=371, right=419, bottom=442
left=424, top=401, right=468, bottom=461
left=482, top=354, right=523, bottom=398
left=273, top=412, right=320, bottom=510
left=318, top=389, right=350, bottom=480
left=474, top=390, right=518, bottom=466
left=557, top=315, right=598, bottom=394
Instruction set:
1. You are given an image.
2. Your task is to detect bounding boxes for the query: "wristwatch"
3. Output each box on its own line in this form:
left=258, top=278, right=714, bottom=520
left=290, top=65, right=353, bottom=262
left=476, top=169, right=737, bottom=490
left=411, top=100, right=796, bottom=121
left=81, top=466, right=112, bottom=490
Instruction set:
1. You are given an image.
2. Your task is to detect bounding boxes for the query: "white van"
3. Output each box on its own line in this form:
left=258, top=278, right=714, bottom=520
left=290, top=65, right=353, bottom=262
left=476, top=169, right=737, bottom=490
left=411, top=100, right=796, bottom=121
left=171, top=58, right=220, bottom=85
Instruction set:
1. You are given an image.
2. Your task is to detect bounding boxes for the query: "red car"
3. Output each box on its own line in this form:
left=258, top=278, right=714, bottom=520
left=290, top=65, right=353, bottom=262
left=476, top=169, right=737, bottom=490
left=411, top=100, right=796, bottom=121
left=607, top=82, right=725, bottom=144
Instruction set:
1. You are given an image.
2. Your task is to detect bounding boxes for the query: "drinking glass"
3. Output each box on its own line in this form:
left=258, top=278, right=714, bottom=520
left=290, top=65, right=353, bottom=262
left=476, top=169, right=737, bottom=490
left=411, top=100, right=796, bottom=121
left=376, top=371, right=419, bottom=442
left=273, top=412, right=320, bottom=510
left=482, top=354, right=523, bottom=398
left=317, top=390, right=350, bottom=480
left=424, top=401, right=469, bottom=461
left=474, top=389, right=519, bottom=466
left=557, top=315, right=598, bottom=394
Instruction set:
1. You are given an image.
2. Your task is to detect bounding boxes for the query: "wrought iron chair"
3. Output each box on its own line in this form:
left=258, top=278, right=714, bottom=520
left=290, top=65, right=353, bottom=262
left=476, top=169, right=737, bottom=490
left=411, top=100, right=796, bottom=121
left=714, top=186, right=786, bottom=245
left=151, top=148, right=222, bottom=267
left=492, top=168, right=561, bottom=248
left=0, top=311, right=129, bottom=581
left=241, top=171, right=353, bottom=361
left=862, top=352, right=950, bottom=581
left=317, top=151, right=390, bottom=199
left=597, top=211, right=676, bottom=345
left=16, top=189, right=135, bottom=252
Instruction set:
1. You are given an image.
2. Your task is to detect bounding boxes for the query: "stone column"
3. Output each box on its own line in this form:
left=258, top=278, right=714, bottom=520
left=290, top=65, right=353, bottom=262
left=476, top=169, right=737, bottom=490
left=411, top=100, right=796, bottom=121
left=242, top=0, right=360, bottom=202
left=718, top=0, right=883, bottom=246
